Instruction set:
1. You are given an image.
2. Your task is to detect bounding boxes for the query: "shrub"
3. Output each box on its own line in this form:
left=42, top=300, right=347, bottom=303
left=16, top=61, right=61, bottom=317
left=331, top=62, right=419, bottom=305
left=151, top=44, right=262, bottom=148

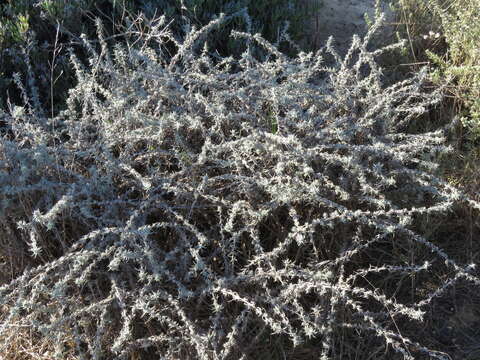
left=391, top=0, right=480, bottom=142
left=426, top=0, right=480, bottom=142
left=0, top=0, right=320, bottom=116
left=1, top=12, right=479, bottom=360
left=138, top=0, right=321, bottom=57
left=0, top=0, right=144, bottom=115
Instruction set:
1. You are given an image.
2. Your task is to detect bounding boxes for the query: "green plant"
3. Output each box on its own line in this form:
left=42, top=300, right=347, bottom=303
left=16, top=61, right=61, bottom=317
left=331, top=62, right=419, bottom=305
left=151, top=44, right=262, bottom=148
left=428, top=0, right=480, bottom=141
left=0, top=13, right=29, bottom=44
left=0, top=0, right=151, bottom=114
left=391, top=0, right=480, bottom=141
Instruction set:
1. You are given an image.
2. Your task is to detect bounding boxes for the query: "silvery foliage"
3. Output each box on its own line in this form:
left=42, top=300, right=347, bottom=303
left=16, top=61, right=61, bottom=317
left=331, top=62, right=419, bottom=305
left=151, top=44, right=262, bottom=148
left=1, top=11, right=479, bottom=360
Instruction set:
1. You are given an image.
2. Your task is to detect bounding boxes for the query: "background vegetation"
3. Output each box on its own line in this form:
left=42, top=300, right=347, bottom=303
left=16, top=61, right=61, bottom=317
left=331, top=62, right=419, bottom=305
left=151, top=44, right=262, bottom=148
left=0, top=0, right=319, bottom=116
left=391, top=0, right=480, bottom=189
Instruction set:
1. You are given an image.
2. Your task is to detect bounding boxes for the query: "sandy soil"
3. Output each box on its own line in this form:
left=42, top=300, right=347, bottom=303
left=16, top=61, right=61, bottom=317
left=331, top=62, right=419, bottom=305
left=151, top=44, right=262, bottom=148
left=306, top=0, right=394, bottom=55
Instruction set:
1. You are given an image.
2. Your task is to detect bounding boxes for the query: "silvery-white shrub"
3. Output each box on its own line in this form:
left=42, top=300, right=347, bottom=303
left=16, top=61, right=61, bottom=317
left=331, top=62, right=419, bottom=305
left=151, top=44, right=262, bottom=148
left=1, top=11, right=479, bottom=360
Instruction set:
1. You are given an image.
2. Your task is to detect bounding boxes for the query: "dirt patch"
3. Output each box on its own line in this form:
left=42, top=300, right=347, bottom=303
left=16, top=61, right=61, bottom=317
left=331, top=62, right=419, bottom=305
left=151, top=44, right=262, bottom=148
left=307, top=0, right=394, bottom=55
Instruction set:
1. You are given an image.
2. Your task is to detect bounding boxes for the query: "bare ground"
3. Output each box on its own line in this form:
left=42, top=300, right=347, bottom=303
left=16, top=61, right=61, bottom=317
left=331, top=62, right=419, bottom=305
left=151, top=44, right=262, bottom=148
left=305, top=0, right=394, bottom=55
